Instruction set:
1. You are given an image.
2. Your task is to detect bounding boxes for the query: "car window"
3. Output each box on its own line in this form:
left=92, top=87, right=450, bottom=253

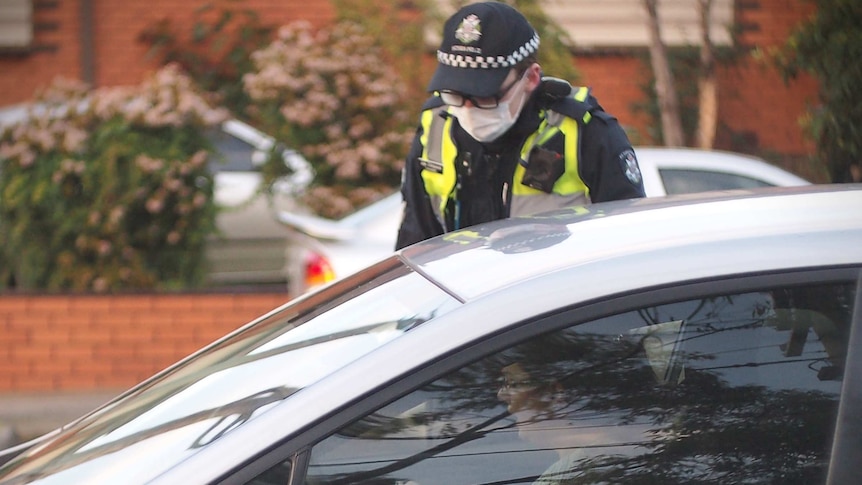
left=660, top=168, right=773, bottom=194
left=291, top=281, right=854, bottom=485
left=207, top=127, right=261, bottom=173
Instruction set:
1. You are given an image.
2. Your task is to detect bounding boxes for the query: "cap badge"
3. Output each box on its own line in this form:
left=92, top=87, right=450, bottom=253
left=455, top=14, right=482, bottom=44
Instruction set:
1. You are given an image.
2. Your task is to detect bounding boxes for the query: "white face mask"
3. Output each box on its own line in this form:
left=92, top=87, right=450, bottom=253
left=450, top=72, right=530, bottom=143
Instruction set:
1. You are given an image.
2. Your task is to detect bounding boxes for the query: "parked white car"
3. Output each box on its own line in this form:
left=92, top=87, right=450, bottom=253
left=205, top=119, right=312, bottom=286
left=279, top=147, right=810, bottom=297
left=2, top=184, right=861, bottom=484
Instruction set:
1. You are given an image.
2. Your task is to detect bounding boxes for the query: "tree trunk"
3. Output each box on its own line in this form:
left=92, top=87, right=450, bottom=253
left=696, top=0, right=718, bottom=149
left=643, top=0, right=685, bottom=146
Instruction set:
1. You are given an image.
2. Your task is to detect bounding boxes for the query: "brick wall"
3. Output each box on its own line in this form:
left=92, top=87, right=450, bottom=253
left=0, top=0, right=81, bottom=103
left=575, top=55, right=653, bottom=145
left=0, top=0, right=820, bottom=158
left=573, top=0, right=819, bottom=156
left=719, top=0, right=819, bottom=155
left=0, top=292, right=288, bottom=392
left=0, top=0, right=335, bottom=104
left=0, top=0, right=831, bottom=397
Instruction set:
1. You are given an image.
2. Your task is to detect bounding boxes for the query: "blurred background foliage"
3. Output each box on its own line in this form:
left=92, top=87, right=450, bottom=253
left=241, top=21, right=412, bottom=217
left=138, top=0, right=275, bottom=118
left=138, top=0, right=582, bottom=218
left=760, top=0, right=862, bottom=184
left=0, top=66, right=227, bottom=292
left=3, top=0, right=857, bottom=292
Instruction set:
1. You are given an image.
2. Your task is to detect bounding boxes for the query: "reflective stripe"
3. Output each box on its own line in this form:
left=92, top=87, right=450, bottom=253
left=573, top=86, right=589, bottom=102
left=573, top=86, right=592, bottom=124
left=510, top=191, right=590, bottom=216
left=422, top=109, right=444, bottom=165
left=556, top=116, right=587, bottom=195
left=418, top=86, right=594, bottom=228
left=420, top=107, right=457, bottom=226
left=512, top=115, right=588, bottom=201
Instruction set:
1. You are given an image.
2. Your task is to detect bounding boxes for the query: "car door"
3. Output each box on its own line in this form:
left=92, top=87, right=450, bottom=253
left=226, top=267, right=861, bottom=485
left=206, top=121, right=308, bottom=286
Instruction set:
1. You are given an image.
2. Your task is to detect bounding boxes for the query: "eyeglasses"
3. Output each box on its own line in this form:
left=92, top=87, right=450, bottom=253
left=497, top=377, right=538, bottom=392
left=439, top=70, right=526, bottom=109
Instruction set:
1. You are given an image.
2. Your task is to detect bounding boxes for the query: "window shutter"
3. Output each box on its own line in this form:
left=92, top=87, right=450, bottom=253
left=426, top=1, right=735, bottom=50
left=0, top=0, right=33, bottom=49
left=545, top=0, right=735, bottom=48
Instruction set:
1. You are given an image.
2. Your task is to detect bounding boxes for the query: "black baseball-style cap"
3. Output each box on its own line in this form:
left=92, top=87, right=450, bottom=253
left=427, top=2, right=540, bottom=97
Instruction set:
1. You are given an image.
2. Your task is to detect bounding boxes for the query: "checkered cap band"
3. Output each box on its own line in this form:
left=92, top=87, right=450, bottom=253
left=437, top=33, right=540, bottom=69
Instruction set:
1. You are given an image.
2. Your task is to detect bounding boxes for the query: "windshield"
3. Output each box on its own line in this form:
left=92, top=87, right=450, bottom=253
left=0, top=259, right=460, bottom=484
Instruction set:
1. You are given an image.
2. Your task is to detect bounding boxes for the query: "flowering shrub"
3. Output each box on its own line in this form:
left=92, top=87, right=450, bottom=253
left=243, top=21, right=413, bottom=218
left=0, top=65, right=229, bottom=292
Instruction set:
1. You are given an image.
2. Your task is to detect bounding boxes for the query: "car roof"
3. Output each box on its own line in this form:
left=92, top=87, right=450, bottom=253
left=44, top=184, right=857, bottom=485
left=400, top=184, right=862, bottom=302
left=167, top=184, right=862, bottom=484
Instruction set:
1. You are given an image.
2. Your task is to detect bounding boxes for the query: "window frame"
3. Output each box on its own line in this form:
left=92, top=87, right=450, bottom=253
left=0, top=0, right=33, bottom=51
left=658, top=167, right=774, bottom=194
left=826, top=271, right=862, bottom=484
left=423, top=0, right=737, bottom=52
left=543, top=0, right=736, bottom=49
left=217, top=265, right=862, bottom=485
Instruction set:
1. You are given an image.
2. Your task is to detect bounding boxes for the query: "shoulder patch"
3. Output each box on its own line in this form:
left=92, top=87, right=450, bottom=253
left=619, top=149, right=642, bottom=185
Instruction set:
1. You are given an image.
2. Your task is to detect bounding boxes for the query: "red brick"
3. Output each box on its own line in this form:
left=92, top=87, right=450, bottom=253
left=35, top=295, right=75, bottom=312
left=68, top=330, right=113, bottom=345
left=0, top=330, right=31, bottom=346
left=106, top=295, right=157, bottom=311
left=56, top=373, right=100, bottom=391
left=50, top=345, right=95, bottom=362
left=154, top=329, right=200, bottom=348
left=12, top=377, right=58, bottom=392
left=0, top=373, right=14, bottom=390
left=3, top=313, right=53, bottom=331
left=112, top=360, right=163, bottom=379
left=33, top=360, right=74, bottom=377
left=11, top=346, right=55, bottom=361
left=0, top=297, right=35, bottom=312
left=68, top=296, right=117, bottom=312
left=150, top=296, right=197, bottom=312
left=111, top=327, right=155, bottom=344
left=0, top=290, right=310, bottom=391
left=72, top=359, right=120, bottom=377
left=0, top=361, right=29, bottom=377
left=187, top=294, right=240, bottom=311
left=135, top=343, right=187, bottom=361
left=94, top=374, right=139, bottom=389
left=29, top=328, right=75, bottom=345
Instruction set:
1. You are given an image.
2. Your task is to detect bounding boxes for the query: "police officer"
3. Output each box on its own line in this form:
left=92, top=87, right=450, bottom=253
left=396, top=1, right=645, bottom=250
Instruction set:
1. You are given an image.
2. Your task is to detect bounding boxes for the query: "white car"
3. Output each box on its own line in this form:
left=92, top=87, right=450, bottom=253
left=205, top=119, right=312, bottom=286
left=279, top=147, right=810, bottom=297
left=2, top=184, right=860, bottom=484
left=0, top=104, right=313, bottom=287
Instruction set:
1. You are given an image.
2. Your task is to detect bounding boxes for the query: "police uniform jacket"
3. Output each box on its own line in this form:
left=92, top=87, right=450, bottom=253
left=395, top=80, right=645, bottom=250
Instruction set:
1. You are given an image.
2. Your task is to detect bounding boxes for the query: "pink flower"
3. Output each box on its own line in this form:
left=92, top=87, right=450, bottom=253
left=145, top=197, right=164, bottom=214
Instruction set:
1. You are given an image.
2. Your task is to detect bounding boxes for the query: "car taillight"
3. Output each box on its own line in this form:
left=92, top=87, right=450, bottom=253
left=304, top=252, right=335, bottom=288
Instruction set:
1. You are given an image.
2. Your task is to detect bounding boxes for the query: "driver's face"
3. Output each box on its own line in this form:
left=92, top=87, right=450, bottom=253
left=497, top=363, right=540, bottom=414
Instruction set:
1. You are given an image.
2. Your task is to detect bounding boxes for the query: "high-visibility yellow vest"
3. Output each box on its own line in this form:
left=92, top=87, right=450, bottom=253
left=419, top=86, right=595, bottom=228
